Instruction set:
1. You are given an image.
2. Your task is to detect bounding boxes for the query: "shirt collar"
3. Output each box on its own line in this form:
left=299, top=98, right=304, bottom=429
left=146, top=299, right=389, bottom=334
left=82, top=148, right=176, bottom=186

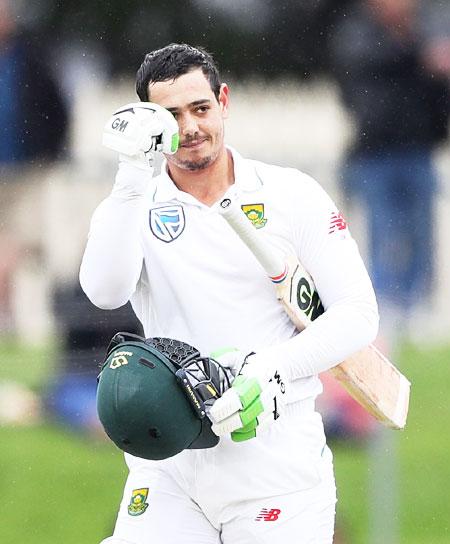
left=151, top=146, right=262, bottom=204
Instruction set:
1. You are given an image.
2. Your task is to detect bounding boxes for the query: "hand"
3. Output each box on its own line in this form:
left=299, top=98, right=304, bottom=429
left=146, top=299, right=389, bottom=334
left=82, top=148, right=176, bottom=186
left=102, top=102, right=179, bottom=170
left=208, top=351, right=288, bottom=442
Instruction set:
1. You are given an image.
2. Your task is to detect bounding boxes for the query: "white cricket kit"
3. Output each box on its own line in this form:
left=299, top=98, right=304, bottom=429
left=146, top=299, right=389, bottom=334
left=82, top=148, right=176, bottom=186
left=80, top=147, right=378, bottom=544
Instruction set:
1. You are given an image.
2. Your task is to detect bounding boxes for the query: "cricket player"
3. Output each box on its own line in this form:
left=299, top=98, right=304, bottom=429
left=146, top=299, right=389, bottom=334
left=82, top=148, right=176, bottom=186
left=80, top=43, right=379, bottom=543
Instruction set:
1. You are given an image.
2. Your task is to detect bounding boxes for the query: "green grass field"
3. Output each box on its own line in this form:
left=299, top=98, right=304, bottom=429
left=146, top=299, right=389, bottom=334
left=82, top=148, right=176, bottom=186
left=0, top=340, right=449, bottom=543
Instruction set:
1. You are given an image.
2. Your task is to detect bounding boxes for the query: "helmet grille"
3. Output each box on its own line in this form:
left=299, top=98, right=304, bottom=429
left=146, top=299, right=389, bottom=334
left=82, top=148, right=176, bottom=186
left=146, top=337, right=200, bottom=366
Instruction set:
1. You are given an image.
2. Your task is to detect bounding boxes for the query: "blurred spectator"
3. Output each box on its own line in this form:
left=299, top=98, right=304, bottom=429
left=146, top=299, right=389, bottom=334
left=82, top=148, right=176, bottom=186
left=0, top=1, right=67, bottom=165
left=0, top=0, right=68, bottom=335
left=318, top=372, right=376, bottom=443
left=329, top=0, right=450, bottom=335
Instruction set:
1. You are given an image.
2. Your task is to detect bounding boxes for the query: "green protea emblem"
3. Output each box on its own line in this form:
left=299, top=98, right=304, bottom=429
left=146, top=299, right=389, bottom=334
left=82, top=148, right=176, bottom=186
left=241, top=204, right=267, bottom=229
left=128, top=488, right=149, bottom=516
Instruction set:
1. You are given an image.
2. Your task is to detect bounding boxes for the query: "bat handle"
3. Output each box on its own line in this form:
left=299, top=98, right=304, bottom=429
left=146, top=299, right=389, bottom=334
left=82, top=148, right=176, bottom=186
left=219, top=198, right=287, bottom=281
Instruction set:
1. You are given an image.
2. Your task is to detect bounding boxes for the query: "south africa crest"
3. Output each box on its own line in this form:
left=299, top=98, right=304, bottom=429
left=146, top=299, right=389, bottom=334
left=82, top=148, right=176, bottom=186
left=241, top=203, right=267, bottom=228
left=128, top=488, right=149, bottom=516
left=150, top=205, right=185, bottom=242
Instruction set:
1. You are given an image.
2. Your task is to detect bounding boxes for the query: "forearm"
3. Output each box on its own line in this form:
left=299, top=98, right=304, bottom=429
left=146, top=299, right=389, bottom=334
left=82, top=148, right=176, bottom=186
left=261, top=291, right=379, bottom=381
left=79, top=163, right=148, bottom=309
left=274, top=246, right=379, bottom=381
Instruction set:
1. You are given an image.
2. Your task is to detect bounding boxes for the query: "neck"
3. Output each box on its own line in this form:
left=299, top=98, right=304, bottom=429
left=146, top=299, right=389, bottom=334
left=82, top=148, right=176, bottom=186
left=167, top=147, right=234, bottom=207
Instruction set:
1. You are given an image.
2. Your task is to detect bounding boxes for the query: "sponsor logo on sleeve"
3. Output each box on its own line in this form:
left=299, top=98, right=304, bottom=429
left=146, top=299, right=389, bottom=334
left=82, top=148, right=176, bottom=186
left=255, top=508, right=281, bottom=521
left=328, top=211, right=347, bottom=234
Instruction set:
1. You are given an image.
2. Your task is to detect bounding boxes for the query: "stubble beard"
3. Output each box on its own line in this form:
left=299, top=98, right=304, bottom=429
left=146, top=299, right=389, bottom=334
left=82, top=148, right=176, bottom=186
left=172, top=145, right=221, bottom=172
left=179, top=155, right=214, bottom=171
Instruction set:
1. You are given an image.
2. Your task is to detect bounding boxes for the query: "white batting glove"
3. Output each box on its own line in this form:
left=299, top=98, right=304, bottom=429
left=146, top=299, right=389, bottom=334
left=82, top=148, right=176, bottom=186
left=208, top=350, right=288, bottom=442
left=102, top=102, right=179, bottom=170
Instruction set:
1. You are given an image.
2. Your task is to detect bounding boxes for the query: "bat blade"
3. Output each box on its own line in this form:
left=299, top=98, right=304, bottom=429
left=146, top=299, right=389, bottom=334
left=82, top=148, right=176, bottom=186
left=218, top=197, right=410, bottom=429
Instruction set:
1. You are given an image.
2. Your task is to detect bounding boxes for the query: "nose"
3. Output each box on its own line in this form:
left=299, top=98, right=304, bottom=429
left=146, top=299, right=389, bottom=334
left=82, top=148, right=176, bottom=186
left=178, top=112, right=199, bottom=139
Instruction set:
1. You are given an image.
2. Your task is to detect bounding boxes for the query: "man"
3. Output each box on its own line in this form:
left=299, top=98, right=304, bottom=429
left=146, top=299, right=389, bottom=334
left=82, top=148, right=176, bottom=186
left=0, top=0, right=68, bottom=334
left=80, top=43, right=379, bottom=544
left=329, top=0, right=449, bottom=333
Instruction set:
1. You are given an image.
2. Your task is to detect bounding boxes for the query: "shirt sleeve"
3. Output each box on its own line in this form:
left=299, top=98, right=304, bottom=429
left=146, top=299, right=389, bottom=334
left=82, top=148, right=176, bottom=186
left=79, top=162, right=149, bottom=309
left=259, top=172, right=379, bottom=380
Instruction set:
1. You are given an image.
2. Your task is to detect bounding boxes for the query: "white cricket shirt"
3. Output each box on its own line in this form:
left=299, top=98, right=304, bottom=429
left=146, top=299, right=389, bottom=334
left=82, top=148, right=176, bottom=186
left=80, top=147, right=378, bottom=403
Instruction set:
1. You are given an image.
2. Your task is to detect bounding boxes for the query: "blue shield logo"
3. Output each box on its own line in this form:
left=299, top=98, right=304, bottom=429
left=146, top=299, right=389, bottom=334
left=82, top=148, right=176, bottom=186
left=149, top=206, right=185, bottom=242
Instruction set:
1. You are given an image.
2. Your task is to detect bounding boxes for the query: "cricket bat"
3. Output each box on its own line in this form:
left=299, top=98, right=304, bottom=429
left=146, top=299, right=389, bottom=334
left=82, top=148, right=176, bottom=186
left=218, top=197, right=410, bottom=429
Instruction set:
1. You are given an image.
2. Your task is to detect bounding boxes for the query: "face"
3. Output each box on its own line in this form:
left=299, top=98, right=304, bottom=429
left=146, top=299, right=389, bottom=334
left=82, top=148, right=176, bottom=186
left=148, top=68, right=229, bottom=172
left=368, top=0, right=416, bottom=22
left=0, top=0, right=16, bottom=43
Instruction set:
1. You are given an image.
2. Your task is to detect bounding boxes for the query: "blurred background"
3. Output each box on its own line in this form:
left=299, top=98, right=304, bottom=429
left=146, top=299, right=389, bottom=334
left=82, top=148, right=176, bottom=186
left=0, top=0, right=449, bottom=542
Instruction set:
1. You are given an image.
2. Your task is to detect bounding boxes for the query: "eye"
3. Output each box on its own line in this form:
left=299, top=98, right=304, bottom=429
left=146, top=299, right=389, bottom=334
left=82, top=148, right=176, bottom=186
left=196, top=105, right=209, bottom=114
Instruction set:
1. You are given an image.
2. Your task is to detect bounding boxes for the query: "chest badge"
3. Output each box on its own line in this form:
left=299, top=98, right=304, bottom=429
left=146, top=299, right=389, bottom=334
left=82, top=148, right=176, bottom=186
left=241, top=203, right=267, bottom=229
left=149, top=205, right=185, bottom=242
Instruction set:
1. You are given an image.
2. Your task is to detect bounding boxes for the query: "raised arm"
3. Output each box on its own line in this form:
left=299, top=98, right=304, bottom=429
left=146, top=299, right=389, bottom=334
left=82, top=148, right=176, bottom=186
left=79, top=103, right=179, bottom=309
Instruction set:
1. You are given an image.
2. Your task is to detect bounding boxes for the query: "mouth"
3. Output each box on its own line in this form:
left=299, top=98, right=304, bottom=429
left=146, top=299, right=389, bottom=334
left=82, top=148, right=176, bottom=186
left=180, top=138, right=208, bottom=149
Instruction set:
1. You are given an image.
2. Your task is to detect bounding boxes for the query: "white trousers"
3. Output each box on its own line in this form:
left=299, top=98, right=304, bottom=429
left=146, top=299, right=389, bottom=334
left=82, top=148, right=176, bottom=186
left=108, top=400, right=336, bottom=544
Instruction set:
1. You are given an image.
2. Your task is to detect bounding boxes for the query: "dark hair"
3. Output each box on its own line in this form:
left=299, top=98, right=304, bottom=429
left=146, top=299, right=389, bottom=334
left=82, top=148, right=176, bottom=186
left=136, top=43, right=221, bottom=102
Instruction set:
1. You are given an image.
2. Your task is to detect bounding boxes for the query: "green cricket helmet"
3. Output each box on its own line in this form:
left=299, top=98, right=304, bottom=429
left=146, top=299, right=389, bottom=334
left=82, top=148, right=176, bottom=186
left=97, top=332, right=231, bottom=461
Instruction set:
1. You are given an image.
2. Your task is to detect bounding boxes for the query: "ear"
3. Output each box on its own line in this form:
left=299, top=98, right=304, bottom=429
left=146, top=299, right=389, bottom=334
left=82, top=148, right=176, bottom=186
left=218, top=83, right=229, bottom=119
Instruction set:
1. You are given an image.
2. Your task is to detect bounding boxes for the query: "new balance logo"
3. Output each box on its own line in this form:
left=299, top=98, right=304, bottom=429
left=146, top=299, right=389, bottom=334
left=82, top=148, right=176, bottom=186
left=328, top=211, right=347, bottom=234
left=255, top=508, right=281, bottom=521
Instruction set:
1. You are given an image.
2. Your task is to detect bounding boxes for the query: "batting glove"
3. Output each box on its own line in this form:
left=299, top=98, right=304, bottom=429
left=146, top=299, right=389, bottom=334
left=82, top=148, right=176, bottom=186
left=208, top=349, right=288, bottom=442
left=102, top=102, right=179, bottom=170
